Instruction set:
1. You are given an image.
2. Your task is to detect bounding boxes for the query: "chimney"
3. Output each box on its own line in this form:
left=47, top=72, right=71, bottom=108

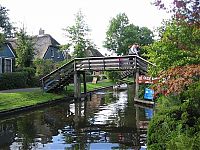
left=39, top=28, right=45, bottom=35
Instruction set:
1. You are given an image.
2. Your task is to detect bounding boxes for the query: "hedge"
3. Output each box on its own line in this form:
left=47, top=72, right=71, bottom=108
left=0, top=72, right=28, bottom=90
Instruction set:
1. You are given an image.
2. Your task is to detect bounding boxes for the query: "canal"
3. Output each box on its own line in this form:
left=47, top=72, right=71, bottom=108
left=0, top=85, right=153, bottom=150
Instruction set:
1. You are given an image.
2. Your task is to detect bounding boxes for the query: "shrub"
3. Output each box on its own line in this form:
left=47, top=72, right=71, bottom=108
left=16, top=67, right=36, bottom=87
left=33, top=58, right=56, bottom=77
left=0, top=72, right=28, bottom=90
left=105, top=71, right=120, bottom=82
left=147, top=81, right=200, bottom=150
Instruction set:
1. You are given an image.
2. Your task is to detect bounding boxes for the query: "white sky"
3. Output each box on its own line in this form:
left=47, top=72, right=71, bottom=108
left=1, top=0, right=171, bottom=55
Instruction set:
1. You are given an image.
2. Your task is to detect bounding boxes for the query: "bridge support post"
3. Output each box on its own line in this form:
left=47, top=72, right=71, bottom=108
left=74, top=71, right=81, bottom=98
left=82, top=71, right=87, bottom=95
left=135, top=69, right=139, bottom=99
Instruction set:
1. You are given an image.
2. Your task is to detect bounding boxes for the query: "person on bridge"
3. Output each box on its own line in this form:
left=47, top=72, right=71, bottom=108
left=128, top=43, right=140, bottom=56
left=128, top=43, right=140, bottom=65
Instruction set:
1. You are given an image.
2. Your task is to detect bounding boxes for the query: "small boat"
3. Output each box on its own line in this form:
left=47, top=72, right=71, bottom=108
left=113, top=83, right=127, bottom=90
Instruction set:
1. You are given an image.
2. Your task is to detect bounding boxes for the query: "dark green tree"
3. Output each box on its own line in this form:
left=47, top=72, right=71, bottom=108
left=0, top=5, right=13, bottom=37
left=15, top=28, right=35, bottom=68
left=64, top=10, right=92, bottom=58
left=104, top=13, right=153, bottom=55
left=0, top=5, right=13, bottom=47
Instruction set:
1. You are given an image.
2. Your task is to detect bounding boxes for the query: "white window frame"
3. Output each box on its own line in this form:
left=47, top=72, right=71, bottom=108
left=4, top=58, right=12, bottom=73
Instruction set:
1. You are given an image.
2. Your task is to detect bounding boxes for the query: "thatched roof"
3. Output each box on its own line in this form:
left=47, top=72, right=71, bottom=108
left=85, top=47, right=104, bottom=57
left=33, top=34, right=60, bottom=59
left=7, top=33, right=61, bottom=59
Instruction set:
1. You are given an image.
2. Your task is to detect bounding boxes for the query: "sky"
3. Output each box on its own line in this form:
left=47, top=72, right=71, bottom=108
left=1, top=0, right=171, bottom=55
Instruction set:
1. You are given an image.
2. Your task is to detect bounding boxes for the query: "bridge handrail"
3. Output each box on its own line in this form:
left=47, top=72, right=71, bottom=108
left=40, top=59, right=75, bottom=81
left=136, top=56, right=156, bottom=66
left=74, top=55, right=154, bottom=65
left=74, top=55, right=136, bottom=61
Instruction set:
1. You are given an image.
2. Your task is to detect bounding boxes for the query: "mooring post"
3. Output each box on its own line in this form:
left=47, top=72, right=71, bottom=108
left=74, top=71, right=81, bottom=98
left=135, top=69, right=139, bottom=99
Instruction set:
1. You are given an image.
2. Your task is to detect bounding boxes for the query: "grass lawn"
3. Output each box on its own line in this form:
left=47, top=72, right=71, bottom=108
left=0, top=79, right=116, bottom=112
left=0, top=91, right=63, bottom=112
left=67, top=79, right=115, bottom=93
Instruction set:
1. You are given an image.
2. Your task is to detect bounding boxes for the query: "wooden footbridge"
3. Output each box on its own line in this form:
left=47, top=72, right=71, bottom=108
left=40, top=55, right=154, bottom=98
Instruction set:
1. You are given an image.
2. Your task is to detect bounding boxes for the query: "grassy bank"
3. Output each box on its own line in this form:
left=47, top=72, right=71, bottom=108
left=67, top=79, right=115, bottom=93
left=0, top=79, right=115, bottom=112
left=0, top=91, right=63, bottom=112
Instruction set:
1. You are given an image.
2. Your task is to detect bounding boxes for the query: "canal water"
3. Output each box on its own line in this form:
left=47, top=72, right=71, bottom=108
left=0, top=85, right=153, bottom=150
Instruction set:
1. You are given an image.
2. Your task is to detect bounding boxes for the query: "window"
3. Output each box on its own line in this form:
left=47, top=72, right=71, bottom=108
left=57, top=51, right=60, bottom=58
left=4, top=58, right=12, bottom=73
left=51, top=49, right=54, bottom=57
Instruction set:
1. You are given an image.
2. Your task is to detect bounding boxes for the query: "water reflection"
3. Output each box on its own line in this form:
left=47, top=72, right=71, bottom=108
left=0, top=85, right=153, bottom=150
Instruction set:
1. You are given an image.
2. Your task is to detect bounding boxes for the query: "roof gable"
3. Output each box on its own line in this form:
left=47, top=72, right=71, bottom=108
left=0, top=43, right=16, bottom=58
left=33, top=34, right=60, bottom=59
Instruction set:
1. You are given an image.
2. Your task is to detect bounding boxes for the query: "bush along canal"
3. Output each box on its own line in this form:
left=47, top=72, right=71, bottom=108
left=0, top=85, right=153, bottom=149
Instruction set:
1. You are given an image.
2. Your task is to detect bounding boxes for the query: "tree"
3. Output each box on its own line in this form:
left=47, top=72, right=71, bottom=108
left=146, top=0, right=200, bottom=76
left=15, top=28, right=35, bottom=68
left=104, top=13, right=153, bottom=55
left=34, top=58, right=55, bottom=76
left=147, top=1, right=200, bottom=148
left=64, top=10, right=92, bottom=58
left=0, top=5, right=13, bottom=47
left=0, top=5, right=13, bottom=38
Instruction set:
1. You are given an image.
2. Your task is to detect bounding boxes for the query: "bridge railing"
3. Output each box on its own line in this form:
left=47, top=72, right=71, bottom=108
left=40, top=60, right=74, bottom=91
left=74, top=55, right=138, bottom=71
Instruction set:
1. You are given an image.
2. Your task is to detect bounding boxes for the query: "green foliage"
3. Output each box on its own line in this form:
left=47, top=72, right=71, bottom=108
left=55, top=58, right=71, bottom=68
left=146, top=20, right=200, bottom=76
left=0, top=72, right=28, bottom=90
left=15, top=67, right=39, bottom=87
left=64, top=10, right=93, bottom=58
left=33, top=58, right=56, bottom=77
left=0, top=5, right=13, bottom=37
left=105, top=71, right=121, bottom=82
left=147, top=1, right=200, bottom=149
left=0, top=33, right=5, bottom=48
left=167, top=134, right=200, bottom=150
left=147, top=81, right=200, bottom=149
left=104, top=13, right=154, bottom=55
left=15, top=28, right=35, bottom=68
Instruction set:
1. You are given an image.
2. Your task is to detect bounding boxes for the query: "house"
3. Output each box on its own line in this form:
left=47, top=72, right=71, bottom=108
left=8, top=29, right=69, bottom=62
left=33, top=29, right=66, bottom=61
left=0, top=43, right=16, bottom=73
